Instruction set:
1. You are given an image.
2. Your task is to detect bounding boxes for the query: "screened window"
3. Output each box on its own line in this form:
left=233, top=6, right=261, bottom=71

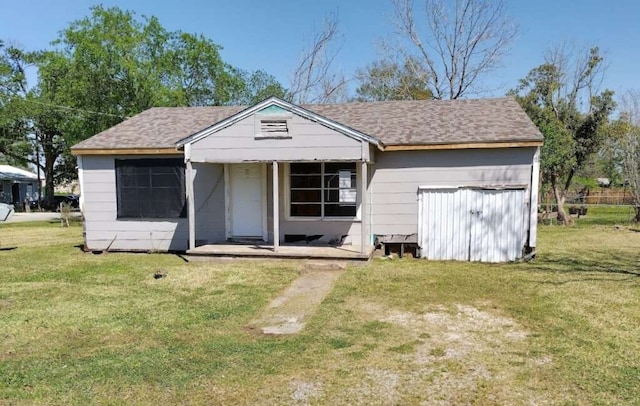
left=115, top=159, right=186, bottom=219
left=289, top=162, right=357, bottom=218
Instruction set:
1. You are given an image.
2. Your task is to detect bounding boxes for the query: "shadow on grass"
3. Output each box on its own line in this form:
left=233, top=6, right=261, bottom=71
left=529, top=251, right=640, bottom=282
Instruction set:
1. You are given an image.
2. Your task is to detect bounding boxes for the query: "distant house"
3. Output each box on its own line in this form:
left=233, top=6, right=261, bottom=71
left=0, top=165, right=39, bottom=208
left=71, top=97, right=543, bottom=262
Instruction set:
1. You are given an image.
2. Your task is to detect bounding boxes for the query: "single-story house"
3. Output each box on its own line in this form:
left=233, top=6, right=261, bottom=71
left=0, top=165, right=39, bottom=208
left=71, top=96, right=543, bottom=262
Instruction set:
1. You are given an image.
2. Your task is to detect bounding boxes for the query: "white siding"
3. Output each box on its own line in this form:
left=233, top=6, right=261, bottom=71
left=370, top=148, right=536, bottom=237
left=190, top=114, right=365, bottom=162
left=81, top=156, right=226, bottom=251
left=193, top=163, right=226, bottom=244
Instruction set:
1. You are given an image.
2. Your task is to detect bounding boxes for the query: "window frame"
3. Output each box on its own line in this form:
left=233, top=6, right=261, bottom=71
left=285, top=162, right=360, bottom=221
left=114, top=158, right=187, bottom=220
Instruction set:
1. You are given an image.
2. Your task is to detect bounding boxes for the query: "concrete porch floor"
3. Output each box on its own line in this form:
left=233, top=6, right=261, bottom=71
left=186, top=243, right=374, bottom=260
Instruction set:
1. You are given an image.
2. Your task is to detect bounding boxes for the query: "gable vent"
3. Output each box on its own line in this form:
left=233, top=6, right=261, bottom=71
left=261, top=119, right=288, bottom=135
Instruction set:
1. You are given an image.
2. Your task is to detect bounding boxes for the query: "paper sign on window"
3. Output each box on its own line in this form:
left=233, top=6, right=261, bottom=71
left=339, top=170, right=356, bottom=203
left=339, top=171, right=352, bottom=188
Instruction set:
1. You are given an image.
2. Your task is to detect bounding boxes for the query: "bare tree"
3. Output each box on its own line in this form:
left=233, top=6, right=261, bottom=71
left=288, top=12, right=348, bottom=104
left=618, top=90, right=640, bottom=222
left=392, top=0, right=517, bottom=99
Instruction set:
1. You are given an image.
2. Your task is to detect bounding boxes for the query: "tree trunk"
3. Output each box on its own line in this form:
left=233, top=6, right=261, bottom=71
left=43, top=151, right=55, bottom=208
left=552, top=180, right=573, bottom=225
left=40, top=132, right=58, bottom=209
left=634, top=206, right=640, bottom=223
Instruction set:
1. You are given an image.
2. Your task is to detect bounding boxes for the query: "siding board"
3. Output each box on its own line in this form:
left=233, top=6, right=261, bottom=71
left=370, top=148, right=536, bottom=238
left=81, top=156, right=225, bottom=251
left=191, top=113, right=365, bottom=162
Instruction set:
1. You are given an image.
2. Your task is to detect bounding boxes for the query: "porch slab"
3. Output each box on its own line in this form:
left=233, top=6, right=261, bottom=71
left=186, top=243, right=374, bottom=260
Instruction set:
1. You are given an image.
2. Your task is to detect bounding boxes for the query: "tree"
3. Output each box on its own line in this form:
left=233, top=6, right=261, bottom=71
left=615, top=91, right=640, bottom=222
left=391, top=0, right=517, bottom=99
left=0, top=41, right=33, bottom=169
left=237, top=70, right=287, bottom=105
left=512, top=47, right=616, bottom=224
left=355, top=56, right=432, bottom=101
left=288, top=12, right=347, bottom=104
left=0, top=6, right=286, bottom=206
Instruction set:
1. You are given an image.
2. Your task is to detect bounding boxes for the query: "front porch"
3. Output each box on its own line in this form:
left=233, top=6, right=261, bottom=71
left=180, top=98, right=376, bottom=260
left=186, top=242, right=374, bottom=260
left=184, top=159, right=372, bottom=259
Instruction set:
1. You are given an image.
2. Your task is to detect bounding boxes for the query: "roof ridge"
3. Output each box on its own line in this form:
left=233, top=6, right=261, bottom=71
left=141, top=97, right=517, bottom=111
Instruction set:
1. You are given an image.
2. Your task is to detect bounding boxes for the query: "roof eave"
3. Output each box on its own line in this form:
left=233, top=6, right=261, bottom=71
left=71, top=147, right=181, bottom=156
left=382, top=140, right=543, bottom=151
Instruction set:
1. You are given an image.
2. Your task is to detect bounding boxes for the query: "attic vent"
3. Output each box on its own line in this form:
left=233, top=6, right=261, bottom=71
left=254, top=113, right=292, bottom=139
left=261, top=119, right=288, bottom=135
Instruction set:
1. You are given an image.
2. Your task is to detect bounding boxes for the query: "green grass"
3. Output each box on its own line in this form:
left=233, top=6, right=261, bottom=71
left=573, top=205, right=639, bottom=226
left=0, top=219, right=639, bottom=404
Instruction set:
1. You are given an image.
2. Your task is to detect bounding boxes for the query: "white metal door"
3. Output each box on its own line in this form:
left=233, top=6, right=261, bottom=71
left=229, top=164, right=264, bottom=238
left=468, top=189, right=527, bottom=262
left=418, top=188, right=527, bottom=262
left=419, top=188, right=471, bottom=260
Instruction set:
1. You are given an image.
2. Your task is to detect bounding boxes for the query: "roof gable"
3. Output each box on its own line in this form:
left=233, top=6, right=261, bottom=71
left=176, top=97, right=382, bottom=148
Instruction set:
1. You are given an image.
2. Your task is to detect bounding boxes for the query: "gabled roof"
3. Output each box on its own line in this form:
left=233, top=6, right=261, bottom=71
left=71, top=97, right=543, bottom=153
left=0, top=165, right=38, bottom=182
left=176, top=97, right=381, bottom=147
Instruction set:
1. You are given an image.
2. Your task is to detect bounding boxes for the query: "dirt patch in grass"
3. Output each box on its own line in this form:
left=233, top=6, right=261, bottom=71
left=379, top=303, right=529, bottom=364
left=294, top=299, right=551, bottom=405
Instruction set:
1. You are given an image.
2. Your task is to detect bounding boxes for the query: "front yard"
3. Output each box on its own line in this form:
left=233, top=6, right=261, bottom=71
left=1, top=211, right=639, bottom=404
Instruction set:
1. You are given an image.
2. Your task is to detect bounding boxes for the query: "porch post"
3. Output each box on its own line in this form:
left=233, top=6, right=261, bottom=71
left=272, top=161, right=280, bottom=252
left=360, top=161, right=368, bottom=255
left=185, top=145, right=196, bottom=251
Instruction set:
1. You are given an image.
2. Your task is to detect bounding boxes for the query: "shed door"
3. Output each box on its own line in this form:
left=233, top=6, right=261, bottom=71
left=418, top=188, right=527, bottom=262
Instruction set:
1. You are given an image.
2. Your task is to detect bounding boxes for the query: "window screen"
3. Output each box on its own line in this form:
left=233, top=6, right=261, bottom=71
left=290, top=162, right=357, bottom=218
left=115, top=159, right=186, bottom=219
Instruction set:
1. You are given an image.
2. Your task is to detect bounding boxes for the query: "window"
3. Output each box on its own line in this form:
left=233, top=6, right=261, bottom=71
left=115, top=159, right=186, bottom=219
left=289, top=162, right=357, bottom=218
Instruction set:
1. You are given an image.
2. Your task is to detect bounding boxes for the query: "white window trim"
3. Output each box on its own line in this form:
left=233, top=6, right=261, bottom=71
left=284, top=162, right=361, bottom=222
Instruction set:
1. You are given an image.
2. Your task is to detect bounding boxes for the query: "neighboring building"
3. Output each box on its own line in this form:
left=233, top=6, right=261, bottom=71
left=0, top=165, right=39, bottom=208
left=71, top=97, right=543, bottom=262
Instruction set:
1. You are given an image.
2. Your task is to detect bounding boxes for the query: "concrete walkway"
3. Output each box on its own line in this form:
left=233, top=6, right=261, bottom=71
left=248, top=262, right=345, bottom=335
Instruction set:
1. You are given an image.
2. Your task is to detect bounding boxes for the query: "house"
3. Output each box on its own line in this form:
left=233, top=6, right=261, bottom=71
left=71, top=97, right=543, bottom=262
left=0, top=165, right=39, bottom=208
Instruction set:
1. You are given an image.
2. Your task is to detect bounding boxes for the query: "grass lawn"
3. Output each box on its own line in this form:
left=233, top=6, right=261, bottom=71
left=1, top=212, right=639, bottom=404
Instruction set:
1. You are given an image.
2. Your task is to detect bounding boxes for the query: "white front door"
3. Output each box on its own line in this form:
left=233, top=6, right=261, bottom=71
left=229, top=164, right=265, bottom=238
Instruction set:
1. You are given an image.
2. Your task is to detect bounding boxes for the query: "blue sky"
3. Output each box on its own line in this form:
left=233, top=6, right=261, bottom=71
left=1, top=0, right=639, bottom=99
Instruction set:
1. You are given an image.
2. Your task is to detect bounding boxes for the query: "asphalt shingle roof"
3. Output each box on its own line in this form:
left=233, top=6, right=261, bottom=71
left=71, top=97, right=542, bottom=151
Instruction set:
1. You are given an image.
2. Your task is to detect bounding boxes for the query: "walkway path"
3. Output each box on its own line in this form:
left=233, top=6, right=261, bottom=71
left=248, top=262, right=345, bottom=335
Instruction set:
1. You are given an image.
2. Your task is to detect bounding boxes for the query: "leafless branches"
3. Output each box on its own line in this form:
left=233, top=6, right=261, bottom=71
left=618, top=90, right=640, bottom=220
left=288, top=12, right=347, bottom=104
left=543, top=43, right=606, bottom=113
left=391, top=0, right=517, bottom=99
